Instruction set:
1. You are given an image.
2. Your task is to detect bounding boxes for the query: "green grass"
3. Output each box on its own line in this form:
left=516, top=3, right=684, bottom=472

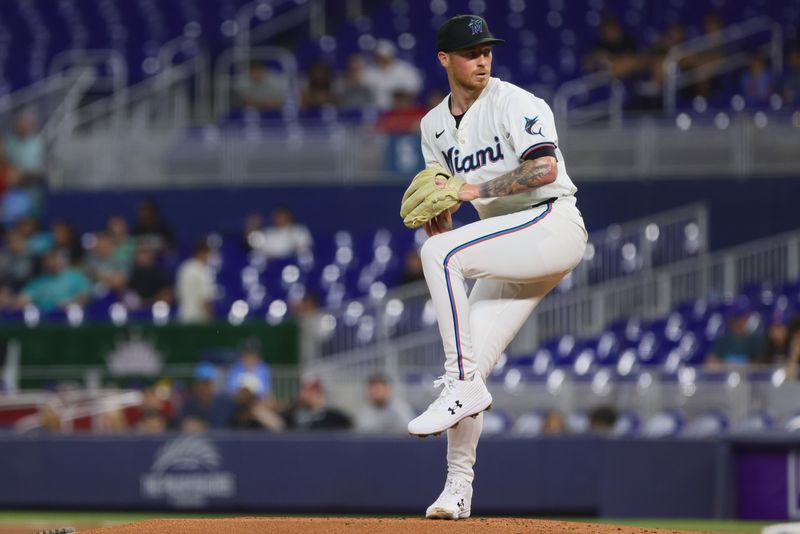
left=0, top=511, right=776, bottom=533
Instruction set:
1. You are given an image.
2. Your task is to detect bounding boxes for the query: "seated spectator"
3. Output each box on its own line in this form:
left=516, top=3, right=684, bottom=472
left=132, top=198, right=175, bottom=253
left=15, top=249, right=90, bottom=312
left=177, top=363, right=234, bottom=432
left=588, top=405, right=618, bottom=433
left=334, top=53, right=374, bottom=110
left=398, top=249, right=424, bottom=285
left=225, top=337, right=273, bottom=401
left=681, top=12, right=727, bottom=100
left=705, top=298, right=762, bottom=370
left=83, top=230, right=129, bottom=293
left=355, top=374, right=414, bottom=434
left=0, top=230, right=34, bottom=295
left=741, top=53, right=774, bottom=107
left=374, top=90, right=427, bottom=134
left=227, top=372, right=284, bottom=431
left=97, top=409, right=129, bottom=433
left=131, top=384, right=174, bottom=433
left=282, top=377, right=351, bottom=431
left=49, top=218, right=84, bottom=266
left=301, top=59, right=336, bottom=110
left=542, top=409, right=566, bottom=434
left=106, top=215, right=136, bottom=268
left=0, top=142, right=18, bottom=203
left=582, top=13, right=639, bottom=80
left=363, top=40, right=423, bottom=111
left=137, top=409, right=168, bottom=434
left=1, top=170, right=37, bottom=229
left=176, top=239, right=215, bottom=324
left=783, top=47, right=800, bottom=106
left=760, top=310, right=798, bottom=364
left=124, top=245, right=173, bottom=308
left=247, top=205, right=312, bottom=260
left=235, top=60, right=289, bottom=112
left=784, top=317, right=800, bottom=381
left=242, top=212, right=264, bottom=252
left=630, top=23, right=686, bottom=111
left=5, top=111, right=44, bottom=181
left=15, top=216, right=51, bottom=256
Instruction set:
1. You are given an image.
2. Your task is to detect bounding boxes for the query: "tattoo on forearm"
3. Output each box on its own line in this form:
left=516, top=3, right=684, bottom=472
left=478, top=159, right=553, bottom=198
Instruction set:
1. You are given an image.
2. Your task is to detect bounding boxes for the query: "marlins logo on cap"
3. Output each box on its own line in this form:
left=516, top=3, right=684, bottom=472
left=467, top=18, right=483, bottom=35
left=437, top=14, right=505, bottom=52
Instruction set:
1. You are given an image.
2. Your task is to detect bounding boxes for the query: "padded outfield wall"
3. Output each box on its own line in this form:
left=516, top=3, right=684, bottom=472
left=0, top=433, right=797, bottom=519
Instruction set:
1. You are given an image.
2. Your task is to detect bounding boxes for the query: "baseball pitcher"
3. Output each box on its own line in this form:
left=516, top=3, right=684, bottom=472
left=400, top=15, right=588, bottom=519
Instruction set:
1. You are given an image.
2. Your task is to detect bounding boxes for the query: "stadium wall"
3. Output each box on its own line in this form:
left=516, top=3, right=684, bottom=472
left=46, top=177, right=800, bottom=252
left=2, top=433, right=793, bottom=519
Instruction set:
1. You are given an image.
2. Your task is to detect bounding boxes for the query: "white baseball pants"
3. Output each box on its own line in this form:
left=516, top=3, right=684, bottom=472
left=419, top=195, right=588, bottom=483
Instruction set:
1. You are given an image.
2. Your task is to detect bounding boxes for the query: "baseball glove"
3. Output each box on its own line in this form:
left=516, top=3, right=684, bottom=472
left=400, top=165, right=465, bottom=229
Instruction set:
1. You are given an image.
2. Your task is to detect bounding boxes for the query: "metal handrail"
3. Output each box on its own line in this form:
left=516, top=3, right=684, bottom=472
left=553, top=71, right=625, bottom=130
left=663, top=16, right=783, bottom=112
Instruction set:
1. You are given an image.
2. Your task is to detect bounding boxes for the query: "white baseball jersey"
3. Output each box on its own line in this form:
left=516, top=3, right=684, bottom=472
left=420, top=77, right=577, bottom=220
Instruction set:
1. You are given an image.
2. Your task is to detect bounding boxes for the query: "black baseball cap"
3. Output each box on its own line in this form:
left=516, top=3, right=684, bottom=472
left=437, top=15, right=505, bottom=53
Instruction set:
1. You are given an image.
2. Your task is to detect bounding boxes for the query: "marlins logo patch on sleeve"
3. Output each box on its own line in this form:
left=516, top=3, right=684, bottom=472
left=524, top=116, right=543, bottom=137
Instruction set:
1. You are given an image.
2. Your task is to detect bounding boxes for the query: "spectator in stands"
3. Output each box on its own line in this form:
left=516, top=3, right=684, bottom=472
left=13, top=216, right=50, bottom=256
left=235, top=60, right=289, bottom=112
left=83, top=230, right=130, bottom=293
left=124, top=244, right=173, bottom=308
left=14, top=249, right=90, bottom=312
left=630, top=22, right=686, bottom=111
left=248, top=205, right=312, bottom=259
left=398, top=249, right=425, bottom=285
left=227, top=372, right=284, bottom=431
left=225, top=337, right=273, bottom=401
left=588, top=405, right=618, bottom=433
left=301, top=59, right=336, bottom=110
left=4, top=111, right=44, bottom=182
left=374, top=90, right=427, bottom=134
left=106, top=215, right=136, bottom=268
left=97, top=409, right=129, bottom=433
left=282, top=377, right=351, bottom=431
left=176, top=239, right=215, bottom=324
left=133, top=384, right=173, bottom=433
left=0, top=143, right=18, bottom=205
left=137, top=409, right=168, bottom=433
left=50, top=218, right=84, bottom=265
left=132, top=198, right=175, bottom=253
left=335, top=53, right=375, bottom=110
left=705, top=297, right=762, bottom=370
left=784, top=317, right=800, bottom=381
left=741, top=53, right=774, bottom=107
left=242, top=212, right=263, bottom=252
left=176, top=362, right=233, bottom=432
left=681, top=12, right=727, bottom=100
left=0, top=230, right=34, bottom=297
left=582, top=13, right=639, bottom=80
left=783, top=47, right=800, bottom=105
left=363, top=40, right=423, bottom=111
left=1, top=167, right=37, bottom=229
left=355, top=374, right=414, bottom=434
left=542, top=409, right=566, bottom=434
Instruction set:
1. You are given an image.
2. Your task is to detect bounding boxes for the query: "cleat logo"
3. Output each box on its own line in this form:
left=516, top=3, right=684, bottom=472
left=458, top=498, right=466, bottom=509
left=447, top=400, right=463, bottom=415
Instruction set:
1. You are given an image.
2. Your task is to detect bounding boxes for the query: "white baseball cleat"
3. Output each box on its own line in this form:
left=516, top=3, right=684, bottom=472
left=425, top=476, right=473, bottom=519
left=408, top=373, right=492, bottom=437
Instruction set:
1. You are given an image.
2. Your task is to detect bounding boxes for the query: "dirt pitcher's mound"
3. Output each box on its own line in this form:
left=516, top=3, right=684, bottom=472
left=80, top=517, right=704, bottom=533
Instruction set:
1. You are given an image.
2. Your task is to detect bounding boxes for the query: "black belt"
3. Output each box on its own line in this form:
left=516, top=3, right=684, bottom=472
left=531, top=197, right=558, bottom=209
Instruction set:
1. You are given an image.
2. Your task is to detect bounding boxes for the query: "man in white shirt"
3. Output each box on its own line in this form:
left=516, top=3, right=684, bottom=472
left=363, top=39, right=423, bottom=111
left=405, top=15, right=588, bottom=520
left=176, top=240, right=215, bottom=323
